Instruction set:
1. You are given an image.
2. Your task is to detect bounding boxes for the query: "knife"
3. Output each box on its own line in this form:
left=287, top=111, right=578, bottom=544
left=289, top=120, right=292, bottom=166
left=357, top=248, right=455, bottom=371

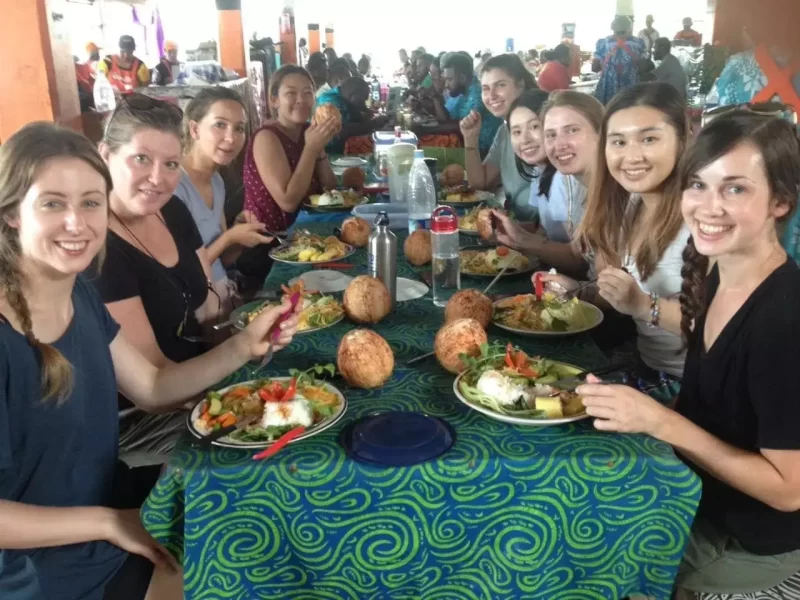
left=549, top=363, right=631, bottom=391
left=199, top=415, right=259, bottom=447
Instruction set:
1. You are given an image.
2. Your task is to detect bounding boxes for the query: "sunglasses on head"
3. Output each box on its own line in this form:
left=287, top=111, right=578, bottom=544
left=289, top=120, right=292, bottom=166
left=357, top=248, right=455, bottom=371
left=103, top=93, right=184, bottom=139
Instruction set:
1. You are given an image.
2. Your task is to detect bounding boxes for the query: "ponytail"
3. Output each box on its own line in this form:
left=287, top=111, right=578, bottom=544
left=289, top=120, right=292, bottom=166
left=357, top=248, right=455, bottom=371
left=1, top=240, right=73, bottom=402
left=678, top=236, right=710, bottom=345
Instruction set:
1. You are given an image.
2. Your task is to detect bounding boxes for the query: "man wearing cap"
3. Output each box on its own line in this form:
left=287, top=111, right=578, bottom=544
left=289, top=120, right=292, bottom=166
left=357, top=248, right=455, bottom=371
left=153, top=41, right=182, bottom=86
left=98, top=35, right=150, bottom=93
left=592, top=15, right=646, bottom=104
left=75, top=42, right=100, bottom=111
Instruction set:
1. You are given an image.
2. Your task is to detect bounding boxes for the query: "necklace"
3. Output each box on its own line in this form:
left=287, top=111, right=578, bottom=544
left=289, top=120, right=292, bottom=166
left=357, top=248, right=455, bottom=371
left=110, top=210, right=168, bottom=264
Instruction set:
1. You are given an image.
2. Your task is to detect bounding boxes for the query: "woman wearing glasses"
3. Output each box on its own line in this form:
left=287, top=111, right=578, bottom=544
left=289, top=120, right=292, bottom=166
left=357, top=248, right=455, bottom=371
left=92, top=95, right=225, bottom=463
left=0, top=122, right=299, bottom=599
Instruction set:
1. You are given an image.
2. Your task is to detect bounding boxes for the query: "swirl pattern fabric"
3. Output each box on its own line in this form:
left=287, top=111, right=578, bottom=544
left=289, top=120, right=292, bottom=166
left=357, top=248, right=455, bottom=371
left=142, top=225, right=701, bottom=600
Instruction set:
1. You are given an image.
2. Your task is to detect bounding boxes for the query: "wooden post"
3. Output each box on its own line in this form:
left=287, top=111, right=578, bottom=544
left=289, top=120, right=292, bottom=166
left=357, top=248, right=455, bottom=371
left=0, top=0, right=81, bottom=142
left=308, top=24, right=320, bottom=54
left=279, top=6, right=297, bottom=65
left=217, top=0, right=246, bottom=78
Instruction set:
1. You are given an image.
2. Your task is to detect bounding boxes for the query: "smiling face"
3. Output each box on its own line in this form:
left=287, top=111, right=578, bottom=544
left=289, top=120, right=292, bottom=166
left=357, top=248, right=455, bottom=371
left=275, top=73, right=316, bottom=124
left=443, top=67, right=468, bottom=97
left=481, top=68, right=523, bottom=118
left=682, top=142, right=788, bottom=258
left=544, top=106, right=599, bottom=176
left=14, top=157, right=108, bottom=277
left=605, top=105, right=680, bottom=194
left=101, top=129, right=182, bottom=217
left=508, top=106, right=547, bottom=166
left=189, top=100, right=247, bottom=167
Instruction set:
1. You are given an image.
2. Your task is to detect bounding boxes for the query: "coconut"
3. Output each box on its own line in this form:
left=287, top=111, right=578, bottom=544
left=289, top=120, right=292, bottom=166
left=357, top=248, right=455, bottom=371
left=312, top=104, right=343, bottom=134
left=342, top=167, right=366, bottom=190
left=445, top=289, right=493, bottom=329
left=441, top=164, right=465, bottom=187
left=344, top=275, right=392, bottom=324
left=435, top=318, right=488, bottom=374
left=403, top=229, right=432, bottom=266
left=477, top=208, right=496, bottom=241
left=340, top=217, right=371, bottom=247
left=337, top=329, right=394, bottom=389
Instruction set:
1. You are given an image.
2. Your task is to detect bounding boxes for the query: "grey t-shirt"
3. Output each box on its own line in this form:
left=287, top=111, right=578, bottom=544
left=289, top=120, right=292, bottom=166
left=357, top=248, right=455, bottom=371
left=484, top=126, right=533, bottom=221
left=654, top=54, right=688, bottom=100
left=174, top=170, right=227, bottom=281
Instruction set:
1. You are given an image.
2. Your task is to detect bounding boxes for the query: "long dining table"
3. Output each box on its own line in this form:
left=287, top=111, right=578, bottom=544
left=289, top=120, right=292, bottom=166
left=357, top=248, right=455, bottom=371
left=141, top=222, right=701, bottom=600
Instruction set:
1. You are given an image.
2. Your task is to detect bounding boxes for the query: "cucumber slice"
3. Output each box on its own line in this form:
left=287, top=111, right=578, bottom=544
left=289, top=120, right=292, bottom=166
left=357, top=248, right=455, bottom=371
left=208, top=397, right=223, bottom=416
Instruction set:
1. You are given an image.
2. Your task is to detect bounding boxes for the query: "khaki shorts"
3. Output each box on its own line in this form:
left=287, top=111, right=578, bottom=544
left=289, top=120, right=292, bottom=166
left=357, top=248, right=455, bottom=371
left=675, top=518, right=800, bottom=595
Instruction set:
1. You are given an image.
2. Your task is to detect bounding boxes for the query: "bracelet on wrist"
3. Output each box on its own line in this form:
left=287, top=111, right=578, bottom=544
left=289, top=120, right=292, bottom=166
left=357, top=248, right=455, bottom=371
left=647, top=292, right=661, bottom=328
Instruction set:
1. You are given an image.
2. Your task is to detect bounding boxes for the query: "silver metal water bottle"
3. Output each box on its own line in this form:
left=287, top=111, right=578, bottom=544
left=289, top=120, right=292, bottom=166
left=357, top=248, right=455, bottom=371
left=368, top=211, right=397, bottom=309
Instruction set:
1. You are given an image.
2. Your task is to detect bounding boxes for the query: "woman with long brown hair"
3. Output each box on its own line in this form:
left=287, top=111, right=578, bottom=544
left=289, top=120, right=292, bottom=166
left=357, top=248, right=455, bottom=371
left=543, top=82, right=691, bottom=388
left=492, top=90, right=604, bottom=273
left=578, top=112, right=800, bottom=598
left=0, top=122, right=299, bottom=599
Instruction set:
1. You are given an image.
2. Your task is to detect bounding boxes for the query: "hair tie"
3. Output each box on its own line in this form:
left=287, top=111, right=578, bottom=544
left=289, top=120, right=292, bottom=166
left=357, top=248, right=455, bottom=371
left=25, top=331, right=39, bottom=347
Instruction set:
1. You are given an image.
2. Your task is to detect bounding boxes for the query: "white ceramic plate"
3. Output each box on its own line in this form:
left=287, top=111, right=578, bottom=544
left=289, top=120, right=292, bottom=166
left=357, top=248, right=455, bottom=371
left=331, top=157, right=369, bottom=168
left=452, top=368, right=591, bottom=427
left=270, top=243, right=356, bottom=265
left=187, top=377, right=348, bottom=449
left=229, top=298, right=345, bottom=332
left=397, top=277, right=429, bottom=301
left=289, top=270, right=354, bottom=293
left=491, top=295, right=604, bottom=337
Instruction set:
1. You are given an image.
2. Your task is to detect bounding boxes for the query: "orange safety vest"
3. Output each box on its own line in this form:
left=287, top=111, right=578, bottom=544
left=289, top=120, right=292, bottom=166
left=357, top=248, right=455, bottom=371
left=107, top=56, right=142, bottom=94
left=751, top=45, right=800, bottom=108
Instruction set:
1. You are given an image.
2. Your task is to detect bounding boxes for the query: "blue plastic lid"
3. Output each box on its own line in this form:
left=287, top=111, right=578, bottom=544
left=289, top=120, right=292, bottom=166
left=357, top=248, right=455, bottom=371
left=339, top=412, right=455, bottom=466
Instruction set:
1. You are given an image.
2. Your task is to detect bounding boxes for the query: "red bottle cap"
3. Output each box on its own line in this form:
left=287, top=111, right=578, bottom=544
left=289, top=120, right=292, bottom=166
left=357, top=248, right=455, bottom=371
left=431, top=206, right=457, bottom=233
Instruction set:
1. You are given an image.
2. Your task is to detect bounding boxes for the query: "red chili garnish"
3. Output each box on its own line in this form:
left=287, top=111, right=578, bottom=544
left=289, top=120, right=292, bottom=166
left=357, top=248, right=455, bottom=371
left=534, top=272, right=544, bottom=301
left=258, top=389, right=280, bottom=403
left=504, top=344, right=515, bottom=369
left=282, top=378, right=297, bottom=402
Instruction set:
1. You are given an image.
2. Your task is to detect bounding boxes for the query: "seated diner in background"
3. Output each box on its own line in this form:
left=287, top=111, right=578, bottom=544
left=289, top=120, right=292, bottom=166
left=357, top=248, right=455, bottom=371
left=537, top=44, right=573, bottom=92
left=578, top=111, right=800, bottom=599
left=459, top=54, right=535, bottom=217
left=492, top=90, right=603, bottom=274
left=243, top=65, right=338, bottom=238
left=444, top=52, right=503, bottom=159
left=0, top=121, right=300, bottom=600
left=97, top=35, right=150, bottom=94
left=316, top=77, right=390, bottom=155
left=152, top=40, right=182, bottom=86
left=177, top=87, right=274, bottom=311
left=673, top=17, right=703, bottom=47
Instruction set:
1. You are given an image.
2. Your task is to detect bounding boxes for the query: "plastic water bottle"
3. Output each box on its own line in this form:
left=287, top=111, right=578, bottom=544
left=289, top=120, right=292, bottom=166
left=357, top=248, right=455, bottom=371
left=368, top=211, right=397, bottom=309
left=431, top=206, right=460, bottom=307
left=407, top=149, right=437, bottom=233
left=93, top=70, right=117, bottom=114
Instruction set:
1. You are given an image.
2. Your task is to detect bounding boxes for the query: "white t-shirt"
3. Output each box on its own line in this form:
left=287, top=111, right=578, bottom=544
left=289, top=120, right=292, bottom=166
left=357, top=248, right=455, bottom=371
left=529, top=171, right=586, bottom=244
left=622, top=197, right=690, bottom=377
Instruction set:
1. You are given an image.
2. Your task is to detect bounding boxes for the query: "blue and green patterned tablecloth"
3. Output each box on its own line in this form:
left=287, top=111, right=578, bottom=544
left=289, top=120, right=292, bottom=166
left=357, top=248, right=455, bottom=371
left=142, top=225, right=701, bottom=600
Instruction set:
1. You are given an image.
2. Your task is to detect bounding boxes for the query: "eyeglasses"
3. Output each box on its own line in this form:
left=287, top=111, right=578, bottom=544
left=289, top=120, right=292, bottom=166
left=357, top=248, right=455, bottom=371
left=103, top=93, right=184, bottom=140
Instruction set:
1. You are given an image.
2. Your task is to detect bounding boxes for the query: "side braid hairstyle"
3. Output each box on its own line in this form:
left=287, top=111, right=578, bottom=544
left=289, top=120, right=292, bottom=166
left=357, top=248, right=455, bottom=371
left=0, top=122, right=113, bottom=402
left=677, top=111, right=800, bottom=343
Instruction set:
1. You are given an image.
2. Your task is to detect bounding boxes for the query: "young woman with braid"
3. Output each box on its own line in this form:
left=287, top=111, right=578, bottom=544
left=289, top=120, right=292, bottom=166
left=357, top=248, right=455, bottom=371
left=540, top=83, right=691, bottom=395
left=0, top=123, right=299, bottom=599
left=578, top=112, right=800, bottom=596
